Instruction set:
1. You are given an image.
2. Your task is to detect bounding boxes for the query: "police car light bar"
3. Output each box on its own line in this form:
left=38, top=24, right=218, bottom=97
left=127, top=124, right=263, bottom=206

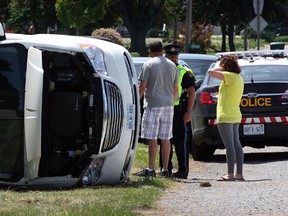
left=216, top=50, right=288, bottom=60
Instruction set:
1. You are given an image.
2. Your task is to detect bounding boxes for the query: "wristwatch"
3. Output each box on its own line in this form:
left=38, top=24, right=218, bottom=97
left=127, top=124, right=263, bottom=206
left=187, top=109, right=193, bottom=113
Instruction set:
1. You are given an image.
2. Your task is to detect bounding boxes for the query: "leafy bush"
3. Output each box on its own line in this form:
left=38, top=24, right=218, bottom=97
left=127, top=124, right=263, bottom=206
left=261, top=31, right=276, bottom=43
left=91, top=28, right=123, bottom=46
left=275, top=35, right=288, bottom=42
left=242, top=27, right=276, bottom=43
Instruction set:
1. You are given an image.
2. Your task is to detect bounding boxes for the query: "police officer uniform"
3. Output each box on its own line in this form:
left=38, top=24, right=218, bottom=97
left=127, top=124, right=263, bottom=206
left=160, top=44, right=196, bottom=178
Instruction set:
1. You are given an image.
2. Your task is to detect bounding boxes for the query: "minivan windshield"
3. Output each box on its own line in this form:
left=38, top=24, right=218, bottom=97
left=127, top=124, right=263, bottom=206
left=0, top=44, right=27, bottom=181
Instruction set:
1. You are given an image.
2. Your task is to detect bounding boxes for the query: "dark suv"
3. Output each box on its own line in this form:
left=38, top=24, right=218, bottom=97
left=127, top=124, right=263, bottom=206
left=191, top=50, right=288, bottom=161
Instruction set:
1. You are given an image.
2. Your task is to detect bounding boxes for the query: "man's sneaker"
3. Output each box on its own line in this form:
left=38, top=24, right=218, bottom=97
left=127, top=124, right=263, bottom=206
left=160, top=169, right=172, bottom=177
left=160, top=170, right=171, bottom=178
left=133, top=168, right=156, bottom=177
left=172, top=171, right=188, bottom=179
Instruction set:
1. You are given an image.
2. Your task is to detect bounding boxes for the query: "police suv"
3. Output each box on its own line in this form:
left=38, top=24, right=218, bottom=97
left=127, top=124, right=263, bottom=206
left=0, top=24, right=140, bottom=188
left=191, top=50, right=288, bottom=161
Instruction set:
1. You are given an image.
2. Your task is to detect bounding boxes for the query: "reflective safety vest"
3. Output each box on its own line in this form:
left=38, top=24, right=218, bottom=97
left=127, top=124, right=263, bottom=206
left=174, top=64, right=194, bottom=106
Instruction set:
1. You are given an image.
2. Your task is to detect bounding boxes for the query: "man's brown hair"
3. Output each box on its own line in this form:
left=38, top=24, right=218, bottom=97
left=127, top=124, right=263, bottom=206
left=149, top=40, right=163, bottom=53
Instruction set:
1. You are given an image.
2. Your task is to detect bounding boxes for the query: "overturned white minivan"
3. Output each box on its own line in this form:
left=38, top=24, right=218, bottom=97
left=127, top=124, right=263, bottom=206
left=0, top=23, right=140, bottom=189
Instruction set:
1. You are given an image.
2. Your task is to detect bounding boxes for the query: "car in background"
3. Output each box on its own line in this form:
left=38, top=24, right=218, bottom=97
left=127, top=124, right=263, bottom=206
left=133, top=57, right=151, bottom=77
left=190, top=50, right=288, bottom=161
left=0, top=23, right=140, bottom=188
left=132, top=56, right=191, bottom=77
left=132, top=56, right=191, bottom=111
left=178, top=53, right=216, bottom=87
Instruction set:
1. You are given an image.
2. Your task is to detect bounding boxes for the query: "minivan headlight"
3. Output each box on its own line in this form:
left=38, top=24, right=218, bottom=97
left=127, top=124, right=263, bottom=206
left=80, top=45, right=107, bottom=76
left=82, top=157, right=105, bottom=185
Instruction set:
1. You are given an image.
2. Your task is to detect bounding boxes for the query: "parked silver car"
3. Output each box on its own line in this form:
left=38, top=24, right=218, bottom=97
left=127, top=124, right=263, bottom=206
left=132, top=57, right=191, bottom=77
left=178, top=53, right=216, bottom=87
left=133, top=54, right=216, bottom=86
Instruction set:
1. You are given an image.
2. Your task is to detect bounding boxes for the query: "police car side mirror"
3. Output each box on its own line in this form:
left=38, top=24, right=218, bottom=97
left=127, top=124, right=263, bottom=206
left=0, top=22, right=6, bottom=41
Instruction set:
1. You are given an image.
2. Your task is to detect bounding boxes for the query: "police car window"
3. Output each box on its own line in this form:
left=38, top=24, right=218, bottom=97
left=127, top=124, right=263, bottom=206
left=241, top=65, right=288, bottom=82
left=209, top=65, right=288, bottom=85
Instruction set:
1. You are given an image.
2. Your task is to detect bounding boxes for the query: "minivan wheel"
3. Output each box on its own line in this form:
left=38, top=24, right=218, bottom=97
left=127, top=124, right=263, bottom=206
left=191, top=140, right=215, bottom=161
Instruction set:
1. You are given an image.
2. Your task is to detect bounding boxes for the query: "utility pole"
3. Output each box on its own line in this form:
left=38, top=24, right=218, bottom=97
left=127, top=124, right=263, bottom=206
left=256, top=0, right=260, bottom=50
left=252, top=0, right=265, bottom=50
left=185, top=0, right=192, bottom=52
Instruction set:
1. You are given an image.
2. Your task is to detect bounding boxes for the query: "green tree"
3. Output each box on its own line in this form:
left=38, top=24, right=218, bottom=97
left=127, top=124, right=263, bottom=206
left=83, top=0, right=122, bottom=36
left=193, top=0, right=288, bottom=51
left=7, top=0, right=46, bottom=33
left=262, top=0, right=288, bottom=24
left=192, top=0, right=254, bottom=51
left=55, top=0, right=108, bottom=35
left=0, top=0, right=10, bottom=24
left=98, top=0, right=122, bottom=28
left=120, top=0, right=165, bottom=56
left=43, top=0, right=58, bottom=32
left=153, top=0, right=184, bottom=40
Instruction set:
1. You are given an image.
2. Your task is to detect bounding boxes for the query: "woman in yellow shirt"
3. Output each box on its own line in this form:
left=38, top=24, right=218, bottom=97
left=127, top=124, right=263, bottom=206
left=208, top=55, right=245, bottom=181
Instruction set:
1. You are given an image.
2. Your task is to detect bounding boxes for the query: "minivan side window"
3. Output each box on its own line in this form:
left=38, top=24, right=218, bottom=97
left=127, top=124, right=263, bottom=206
left=0, top=44, right=27, bottom=181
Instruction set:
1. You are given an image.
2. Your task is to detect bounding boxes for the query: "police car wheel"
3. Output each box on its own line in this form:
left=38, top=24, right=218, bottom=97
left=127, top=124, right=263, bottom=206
left=191, top=140, right=215, bottom=161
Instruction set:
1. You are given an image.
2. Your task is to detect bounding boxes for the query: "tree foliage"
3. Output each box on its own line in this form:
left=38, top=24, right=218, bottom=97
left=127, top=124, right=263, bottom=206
left=2, top=0, right=288, bottom=52
left=6, top=0, right=46, bottom=33
left=55, top=0, right=108, bottom=35
left=153, top=0, right=184, bottom=28
left=191, top=0, right=254, bottom=51
left=192, top=0, right=288, bottom=51
left=0, top=0, right=10, bottom=24
left=262, top=0, right=288, bottom=24
left=119, top=0, right=165, bottom=56
left=98, top=0, right=122, bottom=28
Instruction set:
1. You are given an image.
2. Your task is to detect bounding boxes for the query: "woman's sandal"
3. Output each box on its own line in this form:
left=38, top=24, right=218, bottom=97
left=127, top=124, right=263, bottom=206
left=235, top=175, right=245, bottom=181
left=217, top=175, right=236, bottom=181
left=235, top=177, right=245, bottom=181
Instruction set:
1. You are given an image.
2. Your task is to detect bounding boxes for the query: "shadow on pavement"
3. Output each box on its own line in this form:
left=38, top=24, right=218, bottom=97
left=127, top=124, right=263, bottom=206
left=208, top=151, right=288, bottom=164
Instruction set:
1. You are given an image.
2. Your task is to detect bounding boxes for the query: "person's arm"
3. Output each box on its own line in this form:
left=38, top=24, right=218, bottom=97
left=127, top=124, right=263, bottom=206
left=184, top=86, right=195, bottom=123
left=173, top=84, right=178, bottom=102
left=208, top=67, right=225, bottom=80
left=139, top=80, right=147, bottom=98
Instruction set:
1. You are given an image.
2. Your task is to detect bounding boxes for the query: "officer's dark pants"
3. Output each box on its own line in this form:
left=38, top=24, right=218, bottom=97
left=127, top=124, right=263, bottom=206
left=159, top=106, right=191, bottom=175
left=173, top=107, right=190, bottom=175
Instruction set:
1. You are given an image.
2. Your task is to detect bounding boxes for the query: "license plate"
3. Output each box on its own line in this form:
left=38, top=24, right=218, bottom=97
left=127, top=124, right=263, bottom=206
left=243, top=124, right=264, bottom=135
left=126, top=104, right=135, bottom=130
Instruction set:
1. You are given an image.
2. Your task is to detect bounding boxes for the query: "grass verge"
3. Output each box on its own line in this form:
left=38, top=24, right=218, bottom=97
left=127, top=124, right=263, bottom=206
left=0, top=143, right=173, bottom=216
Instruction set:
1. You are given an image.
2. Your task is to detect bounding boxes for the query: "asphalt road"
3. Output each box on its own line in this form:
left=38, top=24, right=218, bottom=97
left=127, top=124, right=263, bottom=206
left=142, top=146, right=288, bottom=216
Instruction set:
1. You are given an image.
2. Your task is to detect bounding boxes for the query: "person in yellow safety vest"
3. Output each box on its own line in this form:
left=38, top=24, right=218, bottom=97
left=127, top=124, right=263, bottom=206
left=159, top=44, right=196, bottom=178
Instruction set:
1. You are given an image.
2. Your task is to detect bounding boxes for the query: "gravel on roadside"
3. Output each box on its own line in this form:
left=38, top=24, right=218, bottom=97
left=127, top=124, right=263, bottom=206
left=140, top=147, right=288, bottom=216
